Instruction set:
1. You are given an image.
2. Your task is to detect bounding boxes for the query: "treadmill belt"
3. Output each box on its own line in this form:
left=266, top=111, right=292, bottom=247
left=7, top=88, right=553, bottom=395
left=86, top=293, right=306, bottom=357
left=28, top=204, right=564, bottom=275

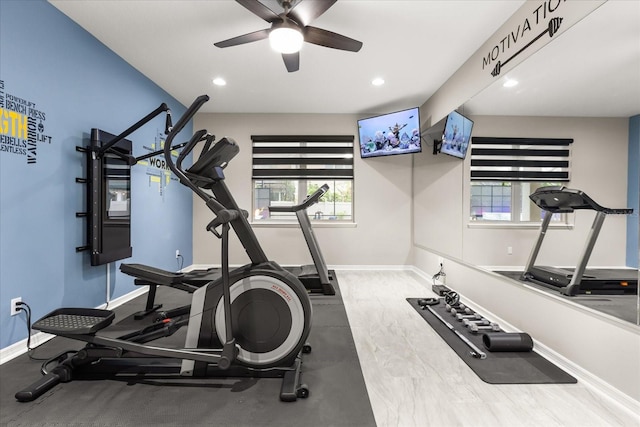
left=528, top=266, right=637, bottom=294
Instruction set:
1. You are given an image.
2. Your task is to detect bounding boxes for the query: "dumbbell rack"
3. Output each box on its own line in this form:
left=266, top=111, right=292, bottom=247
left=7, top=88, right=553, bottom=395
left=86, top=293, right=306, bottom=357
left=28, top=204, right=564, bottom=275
left=418, top=291, right=502, bottom=360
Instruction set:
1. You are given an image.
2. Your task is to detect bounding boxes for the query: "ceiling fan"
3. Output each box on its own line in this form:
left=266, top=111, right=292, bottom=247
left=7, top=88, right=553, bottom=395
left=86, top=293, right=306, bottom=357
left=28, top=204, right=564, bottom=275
left=214, top=0, right=363, bottom=72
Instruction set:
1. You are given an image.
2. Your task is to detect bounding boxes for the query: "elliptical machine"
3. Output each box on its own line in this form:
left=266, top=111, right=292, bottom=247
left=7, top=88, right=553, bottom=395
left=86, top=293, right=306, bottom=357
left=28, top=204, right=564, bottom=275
left=16, top=95, right=313, bottom=402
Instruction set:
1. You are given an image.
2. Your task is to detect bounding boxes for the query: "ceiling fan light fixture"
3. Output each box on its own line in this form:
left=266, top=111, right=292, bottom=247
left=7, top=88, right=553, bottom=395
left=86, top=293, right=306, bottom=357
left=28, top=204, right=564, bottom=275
left=269, top=24, right=303, bottom=54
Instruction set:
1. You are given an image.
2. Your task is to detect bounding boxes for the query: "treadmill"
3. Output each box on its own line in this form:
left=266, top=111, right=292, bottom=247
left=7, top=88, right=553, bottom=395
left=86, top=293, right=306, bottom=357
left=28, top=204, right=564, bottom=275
left=522, top=186, right=637, bottom=296
left=268, top=184, right=337, bottom=296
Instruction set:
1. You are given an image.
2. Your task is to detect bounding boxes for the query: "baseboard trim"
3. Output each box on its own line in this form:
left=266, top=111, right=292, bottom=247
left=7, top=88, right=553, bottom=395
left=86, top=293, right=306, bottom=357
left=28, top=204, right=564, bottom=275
left=185, top=264, right=416, bottom=272
left=532, top=339, right=640, bottom=419
left=0, top=287, right=148, bottom=365
left=333, top=265, right=414, bottom=271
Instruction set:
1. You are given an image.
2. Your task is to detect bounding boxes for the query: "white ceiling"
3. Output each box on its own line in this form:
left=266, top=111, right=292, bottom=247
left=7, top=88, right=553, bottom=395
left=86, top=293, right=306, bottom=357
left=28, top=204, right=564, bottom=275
left=464, top=0, right=640, bottom=118
left=49, top=0, right=639, bottom=118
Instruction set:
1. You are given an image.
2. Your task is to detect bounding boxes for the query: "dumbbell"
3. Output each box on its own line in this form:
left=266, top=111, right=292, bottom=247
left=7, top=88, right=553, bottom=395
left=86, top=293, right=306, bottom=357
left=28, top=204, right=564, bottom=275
left=455, top=312, right=483, bottom=322
left=463, top=318, right=491, bottom=327
left=453, top=307, right=474, bottom=315
left=445, top=303, right=466, bottom=313
left=469, top=322, right=500, bottom=334
left=450, top=307, right=475, bottom=317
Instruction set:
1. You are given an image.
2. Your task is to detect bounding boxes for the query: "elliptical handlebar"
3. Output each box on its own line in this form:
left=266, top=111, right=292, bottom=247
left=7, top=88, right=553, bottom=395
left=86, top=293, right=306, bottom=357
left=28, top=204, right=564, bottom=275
left=176, top=129, right=209, bottom=176
left=164, top=95, right=210, bottom=182
left=163, top=95, right=238, bottom=226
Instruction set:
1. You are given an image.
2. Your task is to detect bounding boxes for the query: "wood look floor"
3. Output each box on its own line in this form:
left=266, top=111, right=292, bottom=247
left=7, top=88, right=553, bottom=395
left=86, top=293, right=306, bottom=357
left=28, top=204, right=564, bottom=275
left=336, top=270, right=639, bottom=427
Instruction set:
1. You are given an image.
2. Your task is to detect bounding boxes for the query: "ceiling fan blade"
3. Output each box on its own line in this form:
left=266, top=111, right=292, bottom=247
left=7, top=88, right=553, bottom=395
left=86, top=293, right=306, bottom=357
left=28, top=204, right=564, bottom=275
left=288, top=0, right=337, bottom=26
left=282, top=52, right=300, bottom=72
left=236, top=0, right=281, bottom=23
left=303, top=26, right=363, bottom=52
left=214, top=28, right=270, bottom=48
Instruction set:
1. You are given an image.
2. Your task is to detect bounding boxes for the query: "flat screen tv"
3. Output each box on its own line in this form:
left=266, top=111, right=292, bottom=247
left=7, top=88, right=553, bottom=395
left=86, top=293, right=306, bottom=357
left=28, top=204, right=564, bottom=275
left=358, top=107, right=421, bottom=158
left=440, top=110, right=474, bottom=159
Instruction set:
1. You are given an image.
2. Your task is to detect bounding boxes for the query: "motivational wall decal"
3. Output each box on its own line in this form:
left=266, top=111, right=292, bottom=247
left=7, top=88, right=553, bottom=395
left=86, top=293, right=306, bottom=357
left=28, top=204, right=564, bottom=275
left=0, top=80, right=53, bottom=164
left=482, top=0, right=568, bottom=77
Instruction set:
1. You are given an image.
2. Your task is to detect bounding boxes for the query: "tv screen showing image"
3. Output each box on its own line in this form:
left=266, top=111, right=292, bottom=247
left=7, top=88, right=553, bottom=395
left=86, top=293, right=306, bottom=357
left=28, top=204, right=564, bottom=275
left=441, top=110, right=474, bottom=159
left=358, top=107, right=421, bottom=158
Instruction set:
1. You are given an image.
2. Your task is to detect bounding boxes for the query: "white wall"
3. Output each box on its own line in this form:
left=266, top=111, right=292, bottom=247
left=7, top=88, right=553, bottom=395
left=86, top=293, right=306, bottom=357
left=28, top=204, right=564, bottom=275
left=415, top=115, right=630, bottom=267
left=412, top=141, right=465, bottom=260
left=192, top=113, right=413, bottom=267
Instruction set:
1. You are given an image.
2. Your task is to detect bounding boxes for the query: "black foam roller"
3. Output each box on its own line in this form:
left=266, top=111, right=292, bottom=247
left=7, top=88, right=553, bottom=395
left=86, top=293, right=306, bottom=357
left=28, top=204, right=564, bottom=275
left=482, top=332, right=534, bottom=352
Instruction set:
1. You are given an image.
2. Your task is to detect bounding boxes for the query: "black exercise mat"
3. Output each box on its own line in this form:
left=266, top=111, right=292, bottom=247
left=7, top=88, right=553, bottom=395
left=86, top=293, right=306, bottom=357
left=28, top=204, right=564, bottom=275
left=1, top=281, right=376, bottom=427
left=407, top=298, right=577, bottom=385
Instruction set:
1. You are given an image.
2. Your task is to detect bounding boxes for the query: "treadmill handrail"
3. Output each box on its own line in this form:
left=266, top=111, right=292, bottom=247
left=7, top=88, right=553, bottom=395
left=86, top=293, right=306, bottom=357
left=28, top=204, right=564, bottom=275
left=269, top=184, right=330, bottom=213
left=529, top=186, right=633, bottom=215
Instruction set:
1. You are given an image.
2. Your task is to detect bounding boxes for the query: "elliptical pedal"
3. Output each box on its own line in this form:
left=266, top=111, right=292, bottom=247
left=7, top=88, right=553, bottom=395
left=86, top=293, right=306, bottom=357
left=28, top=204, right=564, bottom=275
left=33, top=308, right=115, bottom=335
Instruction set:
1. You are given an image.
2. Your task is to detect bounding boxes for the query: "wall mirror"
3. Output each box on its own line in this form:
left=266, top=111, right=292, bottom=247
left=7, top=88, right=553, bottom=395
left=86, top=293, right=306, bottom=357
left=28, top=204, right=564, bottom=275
left=456, top=0, right=639, bottom=325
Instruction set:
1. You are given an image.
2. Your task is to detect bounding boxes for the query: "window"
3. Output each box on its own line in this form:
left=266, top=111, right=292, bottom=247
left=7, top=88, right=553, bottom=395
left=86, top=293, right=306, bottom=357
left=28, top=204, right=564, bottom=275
left=251, top=135, right=354, bottom=223
left=469, top=137, right=573, bottom=224
left=470, top=181, right=566, bottom=223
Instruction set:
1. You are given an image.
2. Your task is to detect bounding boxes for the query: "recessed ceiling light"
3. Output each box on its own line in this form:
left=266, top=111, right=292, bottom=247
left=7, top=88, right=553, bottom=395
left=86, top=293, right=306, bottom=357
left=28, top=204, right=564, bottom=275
left=372, top=77, right=385, bottom=86
left=503, top=78, right=518, bottom=88
left=213, top=77, right=227, bottom=86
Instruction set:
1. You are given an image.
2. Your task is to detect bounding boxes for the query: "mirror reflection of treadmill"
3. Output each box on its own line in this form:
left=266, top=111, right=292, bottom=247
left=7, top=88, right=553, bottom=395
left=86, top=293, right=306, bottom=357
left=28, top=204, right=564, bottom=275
left=522, top=186, right=637, bottom=296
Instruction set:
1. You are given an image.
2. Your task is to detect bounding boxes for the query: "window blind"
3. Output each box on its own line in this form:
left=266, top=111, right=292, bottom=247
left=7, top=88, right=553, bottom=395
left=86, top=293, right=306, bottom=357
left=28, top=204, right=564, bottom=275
left=251, top=135, right=354, bottom=180
left=470, top=137, right=573, bottom=182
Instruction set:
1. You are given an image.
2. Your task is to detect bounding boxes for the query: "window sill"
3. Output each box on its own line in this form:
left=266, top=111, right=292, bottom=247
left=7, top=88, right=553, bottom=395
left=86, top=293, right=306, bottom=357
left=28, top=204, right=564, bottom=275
left=467, top=221, right=574, bottom=230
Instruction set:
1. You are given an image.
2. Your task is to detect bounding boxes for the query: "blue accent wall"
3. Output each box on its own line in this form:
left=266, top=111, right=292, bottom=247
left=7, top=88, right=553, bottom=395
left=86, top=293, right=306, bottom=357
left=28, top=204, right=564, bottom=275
left=1, top=0, right=193, bottom=349
left=628, top=115, right=640, bottom=268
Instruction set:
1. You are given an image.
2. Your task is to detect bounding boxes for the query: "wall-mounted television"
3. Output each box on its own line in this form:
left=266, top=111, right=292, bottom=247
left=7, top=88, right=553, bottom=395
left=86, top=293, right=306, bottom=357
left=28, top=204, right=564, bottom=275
left=440, top=110, right=474, bottom=159
left=358, top=107, right=421, bottom=158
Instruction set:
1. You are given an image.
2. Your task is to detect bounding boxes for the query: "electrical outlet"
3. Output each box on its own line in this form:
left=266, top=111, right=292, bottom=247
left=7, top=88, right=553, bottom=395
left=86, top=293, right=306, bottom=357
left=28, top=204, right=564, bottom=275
left=507, top=246, right=513, bottom=255
left=175, top=249, right=180, bottom=258
left=10, top=297, right=22, bottom=316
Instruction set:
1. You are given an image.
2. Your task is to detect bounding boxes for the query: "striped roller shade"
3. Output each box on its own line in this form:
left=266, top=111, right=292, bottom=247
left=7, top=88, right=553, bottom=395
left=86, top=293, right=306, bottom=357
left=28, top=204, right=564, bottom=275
left=251, top=135, right=354, bottom=180
left=470, top=137, right=573, bottom=182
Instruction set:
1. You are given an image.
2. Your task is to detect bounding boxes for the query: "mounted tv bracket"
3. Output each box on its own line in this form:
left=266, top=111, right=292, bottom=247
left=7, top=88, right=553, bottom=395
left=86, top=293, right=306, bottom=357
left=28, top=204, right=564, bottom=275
left=433, top=139, right=442, bottom=155
left=74, top=103, right=204, bottom=266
